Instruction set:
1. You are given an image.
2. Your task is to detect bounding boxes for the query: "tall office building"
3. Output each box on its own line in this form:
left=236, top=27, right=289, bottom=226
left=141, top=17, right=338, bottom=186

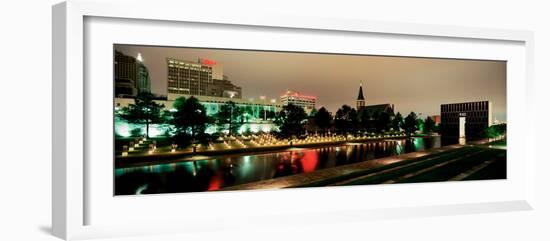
left=440, top=100, right=493, bottom=138
left=114, top=51, right=137, bottom=97
left=114, top=51, right=151, bottom=97
left=167, top=58, right=242, bottom=98
left=135, top=53, right=151, bottom=94
left=198, top=58, right=224, bottom=80
left=206, top=76, right=242, bottom=98
left=280, top=90, right=316, bottom=113
left=167, top=58, right=213, bottom=95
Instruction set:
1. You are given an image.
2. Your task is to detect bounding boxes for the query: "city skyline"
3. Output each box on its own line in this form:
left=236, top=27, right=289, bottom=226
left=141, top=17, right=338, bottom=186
left=114, top=45, right=506, bottom=121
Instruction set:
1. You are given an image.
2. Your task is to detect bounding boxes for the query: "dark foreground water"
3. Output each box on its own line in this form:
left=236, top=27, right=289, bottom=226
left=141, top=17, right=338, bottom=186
left=115, top=136, right=441, bottom=195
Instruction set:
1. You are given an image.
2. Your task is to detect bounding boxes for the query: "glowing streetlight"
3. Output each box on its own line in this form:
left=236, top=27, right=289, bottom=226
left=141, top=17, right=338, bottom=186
left=171, top=143, right=177, bottom=153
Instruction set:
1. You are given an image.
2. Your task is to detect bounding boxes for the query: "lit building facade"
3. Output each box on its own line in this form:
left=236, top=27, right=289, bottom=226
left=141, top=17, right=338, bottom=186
left=206, top=76, right=242, bottom=99
left=167, top=58, right=213, bottom=95
left=167, top=58, right=241, bottom=98
left=114, top=51, right=151, bottom=97
left=114, top=94, right=282, bottom=137
left=429, top=115, right=441, bottom=125
left=280, top=90, right=316, bottom=114
left=135, top=53, right=151, bottom=94
left=114, top=51, right=137, bottom=97
left=440, top=101, right=493, bottom=138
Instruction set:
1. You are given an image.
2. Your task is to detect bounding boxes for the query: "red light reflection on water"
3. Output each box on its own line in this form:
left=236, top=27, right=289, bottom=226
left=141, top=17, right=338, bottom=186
left=208, top=174, right=221, bottom=191
left=300, top=151, right=319, bottom=173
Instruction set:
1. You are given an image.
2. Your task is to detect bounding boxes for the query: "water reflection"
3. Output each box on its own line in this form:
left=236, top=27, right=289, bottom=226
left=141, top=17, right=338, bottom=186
left=115, top=136, right=440, bottom=195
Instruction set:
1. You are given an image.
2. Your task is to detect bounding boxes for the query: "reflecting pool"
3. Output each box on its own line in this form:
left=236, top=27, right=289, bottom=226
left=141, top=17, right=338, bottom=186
left=115, top=136, right=441, bottom=195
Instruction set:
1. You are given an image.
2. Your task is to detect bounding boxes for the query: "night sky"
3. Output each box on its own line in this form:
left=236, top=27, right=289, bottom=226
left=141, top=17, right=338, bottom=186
left=115, top=45, right=506, bottom=121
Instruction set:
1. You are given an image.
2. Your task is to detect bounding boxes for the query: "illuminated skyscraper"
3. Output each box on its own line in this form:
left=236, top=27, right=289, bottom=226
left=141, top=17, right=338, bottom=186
left=167, top=58, right=213, bottom=95
left=135, top=53, right=151, bottom=94
left=280, top=90, right=316, bottom=113
left=167, top=58, right=241, bottom=98
left=114, top=51, right=151, bottom=97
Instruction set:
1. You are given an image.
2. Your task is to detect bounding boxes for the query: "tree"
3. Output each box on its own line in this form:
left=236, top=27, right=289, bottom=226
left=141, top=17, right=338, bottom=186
left=314, top=107, right=332, bottom=133
left=171, top=96, right=210, bottom=146
left=357, top=108, right=371, bottom=131
left=403, top=112, right=418, bottom=136
left=375, top=111, right=391, bottom=133
left=392, top=112, right=403, bottom=131
left=274, top=104, right=308, bottom=138
left=265, top=109, right=276, bottom=120
left=215, top=101, right=243, bottom=135
left=416, top=118, right=425, bottom=133
left=309, top=107, right=318, bottom=117
left=485, top=123, right=506, bottom=138
left=424, top=116, right=435, bottom=133
left=335, top=105, right=358, bottom=134
left=119, top=92, right=164, bottom=138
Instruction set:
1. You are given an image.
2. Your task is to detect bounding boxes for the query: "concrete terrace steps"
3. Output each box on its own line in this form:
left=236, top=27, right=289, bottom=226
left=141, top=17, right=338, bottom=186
left=329, top=149, right=484, bottom=186
left=390, top=149, right=504, bottom=184
left=382, top=150, right=489, bottom=184
left=450, top=153, right=505, bottom=181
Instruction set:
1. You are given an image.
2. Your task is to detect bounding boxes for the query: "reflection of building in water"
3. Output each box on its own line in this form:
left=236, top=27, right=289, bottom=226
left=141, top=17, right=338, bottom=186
left=114, top=94, right=282, bottom=137
left=440, top=101, right=493, bottom=138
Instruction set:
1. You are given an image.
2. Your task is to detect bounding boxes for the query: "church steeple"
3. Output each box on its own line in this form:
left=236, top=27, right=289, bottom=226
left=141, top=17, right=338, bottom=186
left=356, top=81, right=365, bottom=109
left=357, top=82, right=365, bottom=100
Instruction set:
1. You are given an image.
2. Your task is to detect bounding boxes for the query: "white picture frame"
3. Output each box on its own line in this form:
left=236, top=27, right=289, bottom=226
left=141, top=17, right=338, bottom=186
left=52, top=0, right=535, bottom=240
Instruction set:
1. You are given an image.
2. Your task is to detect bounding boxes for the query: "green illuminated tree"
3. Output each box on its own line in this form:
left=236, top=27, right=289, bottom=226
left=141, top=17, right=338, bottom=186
left=485, top=123, right=506, bottom=138
left=119, top=92, right=165, bottom=138
left=274, top=104, right=308, bottom=138
left=403, top=112, right=418, bottom=136
left=314, top=107, right=332, bottom=133
left=216, top=101, right=243, bottom=135
left=416, top=118, right=425, bottom=133
left=309, top=107, right=318, bottom=117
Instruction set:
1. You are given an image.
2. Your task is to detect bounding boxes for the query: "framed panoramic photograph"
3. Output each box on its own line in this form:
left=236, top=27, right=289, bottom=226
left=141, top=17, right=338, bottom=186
left=113, top=45, right=507, bottom=195
left=52, top=1, right=535, bottom=240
